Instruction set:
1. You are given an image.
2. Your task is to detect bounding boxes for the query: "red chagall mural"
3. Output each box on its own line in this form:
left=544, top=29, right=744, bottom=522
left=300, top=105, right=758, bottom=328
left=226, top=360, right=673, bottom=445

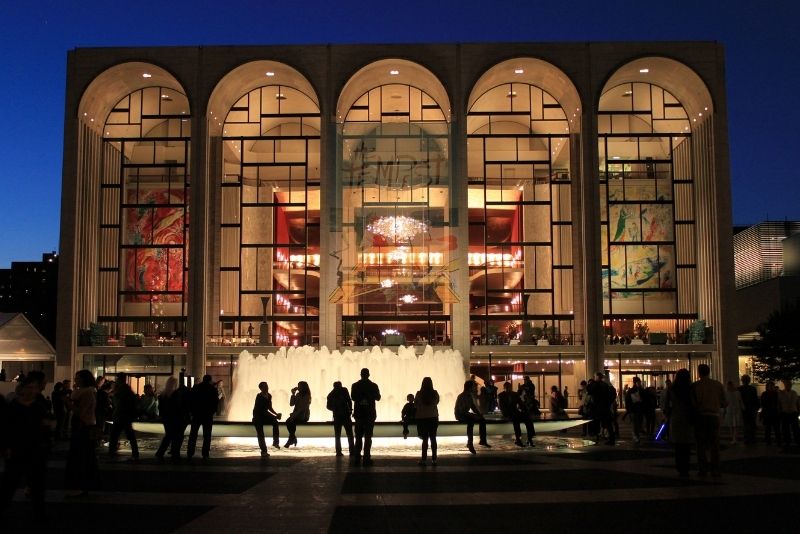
left=125, top=188, right=186, bottom=302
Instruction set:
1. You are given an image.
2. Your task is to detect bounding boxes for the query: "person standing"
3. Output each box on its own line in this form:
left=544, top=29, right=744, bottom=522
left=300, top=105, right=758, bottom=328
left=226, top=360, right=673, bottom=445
left=51, top=382, right=65, bottom=439
left=723, top=381, right=744, bottom=443
left=108, top=372, right=139, bottom=460
left=497, top=381, right=535, bottom=447
left=563, top=386, right=570, bottom=409
left=455, top=380, right=489, bottom=453
left=778, top=379, right=800, bottom=447
left=588, top=373, right=617, bottom=445
left=414, top=377, right=440, bottom=465
left=738, top=375, right=760, bottom=445
left=0, top=371, right=51, bottom=514
left=215, top=380, right=227, bottom=417
left=187, top=374, right=219, bottom=460
left=351, top=368, right=381, bottom=466
left=664, top=369, right=695, bottom=477
left=252, top=381, right=282, bottom=456
left=155, top=376, right=188, bottom=462
left=284, top=381, right=311, bottom=448
left=760, top=380, right=781, bottom=445
left=64, top=370, right=98, bottom=497
left=326, top=381, right=354, bottom=457
left=625, top=376, right=646, bottom=443
left=691, top=364, right=727, bottom=477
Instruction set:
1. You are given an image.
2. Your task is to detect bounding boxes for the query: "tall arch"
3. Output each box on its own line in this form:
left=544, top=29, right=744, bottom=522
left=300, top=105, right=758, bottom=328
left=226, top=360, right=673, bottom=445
left=333, top=60, right=453, bottom=346
left=467, top=58, right=581, bottom=346
left=209, top=62, right=321, bottom=346
left=75, top=62, right=191, bottom=347
left=597, top=57, right=714, bottom=343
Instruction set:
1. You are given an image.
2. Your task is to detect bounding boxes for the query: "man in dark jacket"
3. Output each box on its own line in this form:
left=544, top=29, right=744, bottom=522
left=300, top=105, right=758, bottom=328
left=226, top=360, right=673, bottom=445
left=738, top=374, right=760, bottom=445
left=455, top=380, right=489, bottom=453
left=109, top=372, right=139, bottom=460
left=497, top=381, right=535, bottom=447
left=0, top=371, right=51, bottom=514
left=351, top=368, right=381, bottom=465
left=587, top=372, right=617, bottom=445
left=326, top=381, right=354, bottom=457
left=187, top=375, right=219, bottom=460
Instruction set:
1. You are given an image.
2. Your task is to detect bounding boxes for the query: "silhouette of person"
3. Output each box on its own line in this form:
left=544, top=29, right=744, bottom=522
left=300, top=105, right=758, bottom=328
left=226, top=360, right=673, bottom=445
left=155, top=376, right=190, bottom=462
left=187, top=374, right=220, bottom=460
left=0, top=371, right=51, bottom=513
left=326, top=381, right=354, bottom=456
left=64, top=369, right=98, bottom=497
left=664, top=368, right=694, bottom=477
left=252, top=381, right=282, bottom=456
left=401, top=393, right=416, bottom=438
left=351, top=368, right=381, bottom=466
left=497, top=381, right=535, bottom=446
left=691, top=364, right=727, bottom=476
left=415, top=377, right=440, bottom=465
left=285, top=381, right=311, bottom=448
left=455, top=380, right=489, bottom=453
left=108, top=372, right=139, bottom=460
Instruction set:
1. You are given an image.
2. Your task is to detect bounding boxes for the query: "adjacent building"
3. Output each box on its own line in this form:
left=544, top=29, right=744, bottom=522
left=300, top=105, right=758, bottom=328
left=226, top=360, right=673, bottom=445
left=0, top=252, right=58, bottom=345
left=57, top=42, right=736, bottom=400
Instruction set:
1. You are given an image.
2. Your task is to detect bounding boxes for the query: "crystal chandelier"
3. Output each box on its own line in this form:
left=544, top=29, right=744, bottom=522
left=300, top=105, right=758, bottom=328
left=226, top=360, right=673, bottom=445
left=400, top=294, right=417, bottom=304
left=368, top=215, right=428, bottom=243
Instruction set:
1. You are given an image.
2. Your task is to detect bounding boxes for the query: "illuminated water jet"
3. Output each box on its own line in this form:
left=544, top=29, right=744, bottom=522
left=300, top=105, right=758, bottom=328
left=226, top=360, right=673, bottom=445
left=226, top=345, right=466, bottom=422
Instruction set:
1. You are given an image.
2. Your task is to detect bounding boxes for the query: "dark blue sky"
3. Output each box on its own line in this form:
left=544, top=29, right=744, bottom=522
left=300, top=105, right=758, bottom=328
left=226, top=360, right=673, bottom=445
left=1, top=0, right=798, bottom=267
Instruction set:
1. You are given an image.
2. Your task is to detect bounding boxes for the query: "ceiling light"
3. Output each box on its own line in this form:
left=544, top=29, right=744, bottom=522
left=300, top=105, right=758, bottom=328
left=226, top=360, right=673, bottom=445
left=639, top=68, right=649, bottom=73
left=400, top=294, right=417, bottom=304
left=368, top=216, right=428, bottom=243
left=507, top=91, right=517, bottom=98
left=276, top=93, right=286, bottom=100
left=265, top=71, right=275, bottom=77
left=390, top=69, right=399, bottom=75
left=514, top=68, right=524, bottom=74
left=380, top=278, right=395, bottom=288
left=623, top=90, right=633, bottom=96
left=142, top=73, right=152, bottom=78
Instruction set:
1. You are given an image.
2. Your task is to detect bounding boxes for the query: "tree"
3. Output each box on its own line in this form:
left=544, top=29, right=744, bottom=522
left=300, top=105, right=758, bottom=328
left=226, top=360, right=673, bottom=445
left=752, top=307, right=800, bottom=382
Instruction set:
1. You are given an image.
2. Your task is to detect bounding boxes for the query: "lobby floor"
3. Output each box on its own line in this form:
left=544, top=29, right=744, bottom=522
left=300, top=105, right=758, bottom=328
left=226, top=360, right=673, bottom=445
left=3, top=425, right=799, bottom=533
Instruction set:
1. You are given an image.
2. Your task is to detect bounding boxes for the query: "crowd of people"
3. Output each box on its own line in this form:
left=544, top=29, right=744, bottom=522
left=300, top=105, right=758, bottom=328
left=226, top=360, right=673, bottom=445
left=1, top=364, right=799, bottom=511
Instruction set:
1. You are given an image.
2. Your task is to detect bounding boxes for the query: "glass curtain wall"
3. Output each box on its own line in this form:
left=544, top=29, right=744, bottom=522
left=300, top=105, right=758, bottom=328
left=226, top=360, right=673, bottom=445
left=219, top=85, right=321, bottom=345
left=598, top=82, right=698, bottom=342
left=97, top=87, right=191, bottom=342
left=337, top=84, right=451, bottom=346
left=467, top=83, right=574, bottom=346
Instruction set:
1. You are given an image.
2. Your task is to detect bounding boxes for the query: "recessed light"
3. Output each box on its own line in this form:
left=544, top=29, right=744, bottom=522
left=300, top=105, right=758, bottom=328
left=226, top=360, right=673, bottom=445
left=514, top=68, right=524, bottom=74
left=389, top=69, right=399, bottom=75
left=265, top=71, right=275, bottom=77
left=639, top=68, right=649, bottom=73
left=142, top=73, right=152, bottom=78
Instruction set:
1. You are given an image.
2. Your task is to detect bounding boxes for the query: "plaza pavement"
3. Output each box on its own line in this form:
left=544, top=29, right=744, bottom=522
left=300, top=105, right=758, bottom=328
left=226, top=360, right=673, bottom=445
left=3, top=423, right=799, bottom=533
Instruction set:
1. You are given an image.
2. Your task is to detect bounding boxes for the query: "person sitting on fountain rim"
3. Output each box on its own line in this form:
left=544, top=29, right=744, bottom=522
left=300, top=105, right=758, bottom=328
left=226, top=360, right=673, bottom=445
left=401, top=393, right=416, bottom=439
left=252, top=381, right=282, bottom=456
left=326, top=381, right=354, bottom=457
left=455, top=380, right=490, bottom=453
left=284, top=381, right=311, bottom=448
left=497, top=381, right=536, bottom=447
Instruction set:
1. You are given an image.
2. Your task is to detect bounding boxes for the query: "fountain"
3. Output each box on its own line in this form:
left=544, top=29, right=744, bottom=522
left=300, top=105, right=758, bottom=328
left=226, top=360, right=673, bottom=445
left=226, top=345, right=467, bottom=422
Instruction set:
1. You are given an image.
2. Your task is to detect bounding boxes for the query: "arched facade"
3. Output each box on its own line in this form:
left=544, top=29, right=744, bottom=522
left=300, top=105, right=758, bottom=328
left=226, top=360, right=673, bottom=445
left=58, top=43, right=736, bottom=396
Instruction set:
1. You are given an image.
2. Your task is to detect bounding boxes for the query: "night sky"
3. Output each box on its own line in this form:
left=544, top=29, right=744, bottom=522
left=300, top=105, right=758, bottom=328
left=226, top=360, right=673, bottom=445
left=0, top=0, right=798, bottom=267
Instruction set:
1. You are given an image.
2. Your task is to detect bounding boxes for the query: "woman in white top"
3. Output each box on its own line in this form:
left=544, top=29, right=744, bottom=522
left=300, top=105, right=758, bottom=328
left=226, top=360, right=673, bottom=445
left=414, top=377, right=440, bottom=465
left=723, top=380, right=744, bottom=443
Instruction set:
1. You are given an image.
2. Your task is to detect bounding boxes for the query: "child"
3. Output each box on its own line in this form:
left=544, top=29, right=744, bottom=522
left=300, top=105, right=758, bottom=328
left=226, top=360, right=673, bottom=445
left=401, top=393, right=416, bottom=439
